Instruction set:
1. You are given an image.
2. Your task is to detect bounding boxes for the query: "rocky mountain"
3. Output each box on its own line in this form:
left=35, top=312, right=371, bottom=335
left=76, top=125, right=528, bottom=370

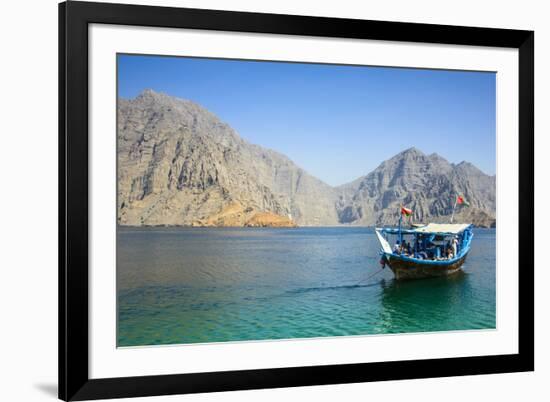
left=117, top=89, right=338, bottom=226
left=118, top=90, right=496, bottom=228
left=335, top=148, right=496, bottom=227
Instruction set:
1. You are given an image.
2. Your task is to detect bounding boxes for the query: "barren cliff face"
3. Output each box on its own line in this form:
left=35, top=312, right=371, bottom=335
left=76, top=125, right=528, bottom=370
left=117, top=90, right=338, bottom=226
left=335, top=148, right=496, bottom=227
left=117, top=90, right=496, bottom=227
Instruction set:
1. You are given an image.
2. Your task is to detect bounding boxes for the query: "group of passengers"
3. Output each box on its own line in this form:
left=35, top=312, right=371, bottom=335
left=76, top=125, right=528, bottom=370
left=393, top=236, right=459, bottom=260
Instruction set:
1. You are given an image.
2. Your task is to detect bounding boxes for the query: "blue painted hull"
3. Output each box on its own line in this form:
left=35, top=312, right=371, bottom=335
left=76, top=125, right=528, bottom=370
left=383, top=252, right=469, bottom=280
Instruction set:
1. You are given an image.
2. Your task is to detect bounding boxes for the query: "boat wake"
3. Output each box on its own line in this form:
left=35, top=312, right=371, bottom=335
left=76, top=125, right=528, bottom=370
left=286, top=282, right=381, bottom=295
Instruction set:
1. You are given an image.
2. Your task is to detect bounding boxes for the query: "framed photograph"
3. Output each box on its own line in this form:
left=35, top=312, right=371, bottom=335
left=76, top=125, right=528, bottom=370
left=59, top=1, right=534, bottom=400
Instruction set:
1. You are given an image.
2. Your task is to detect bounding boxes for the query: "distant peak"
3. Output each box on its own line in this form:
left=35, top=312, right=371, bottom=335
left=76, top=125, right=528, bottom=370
left=454, top=160, right=491, bottom=176
left=137, top=88, right=163, bottom=99
left=132, top=89, right=197, bottom=109
left=400, top=147, right=424, bottom=156
left=390, top=147, right=425, bottom=161
left=427, top=152, right=451, bottom=164
left=455, top=161, right=477, bottom=171
left=456, top=161, right=475, bottom=170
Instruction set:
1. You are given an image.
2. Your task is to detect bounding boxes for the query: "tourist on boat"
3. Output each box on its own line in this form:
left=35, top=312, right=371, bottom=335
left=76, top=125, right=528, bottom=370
left=452, top=236, right=459, bottom=256
left=425, top=240, right=437, bottom=259
left=393, top=241, right=401, bottom=254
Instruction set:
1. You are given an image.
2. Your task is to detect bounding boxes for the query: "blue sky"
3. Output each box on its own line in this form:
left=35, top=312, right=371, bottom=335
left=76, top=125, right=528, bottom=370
left=118, top=54, right=496, bottom=186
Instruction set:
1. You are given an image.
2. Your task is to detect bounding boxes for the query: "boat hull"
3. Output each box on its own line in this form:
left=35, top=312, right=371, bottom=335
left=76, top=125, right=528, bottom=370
left=386, top=254, right=468, bottom=280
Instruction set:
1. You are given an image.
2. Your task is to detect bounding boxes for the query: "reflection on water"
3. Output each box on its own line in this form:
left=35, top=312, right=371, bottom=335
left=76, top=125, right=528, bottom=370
left=377, top=272, right=494, bottom=333
left=117, top=227, right=496, bottom=346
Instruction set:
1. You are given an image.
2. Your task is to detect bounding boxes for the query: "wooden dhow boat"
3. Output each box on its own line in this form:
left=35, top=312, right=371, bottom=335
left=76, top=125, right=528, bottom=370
left=375, top=222, right=474, bottom=280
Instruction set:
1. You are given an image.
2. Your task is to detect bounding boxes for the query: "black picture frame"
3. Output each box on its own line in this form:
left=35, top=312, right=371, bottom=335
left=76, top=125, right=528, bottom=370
left=59, top=1, right=534, bottom=400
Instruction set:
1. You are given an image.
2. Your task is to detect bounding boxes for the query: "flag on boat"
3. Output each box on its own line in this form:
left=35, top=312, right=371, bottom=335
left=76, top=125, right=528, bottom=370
left=456, top=195, right=470, bottom=207
left=401, top=206, right=413, bottom=216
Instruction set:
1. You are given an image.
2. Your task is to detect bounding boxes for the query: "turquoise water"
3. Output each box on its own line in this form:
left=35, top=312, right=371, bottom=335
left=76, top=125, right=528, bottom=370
left=117, top=227, right=496, bottom=347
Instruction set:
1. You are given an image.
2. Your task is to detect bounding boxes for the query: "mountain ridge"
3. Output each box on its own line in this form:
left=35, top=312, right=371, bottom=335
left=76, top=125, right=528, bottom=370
left=117, top=90, right=496, bottom=228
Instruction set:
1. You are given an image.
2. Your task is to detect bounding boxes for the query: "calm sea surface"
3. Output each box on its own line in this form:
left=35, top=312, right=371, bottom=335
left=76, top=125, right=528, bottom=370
left=117, top=227, right=496, bottom=347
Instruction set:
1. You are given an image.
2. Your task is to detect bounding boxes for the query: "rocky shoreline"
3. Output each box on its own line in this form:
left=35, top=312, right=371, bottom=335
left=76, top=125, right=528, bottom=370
left=190, top=202, right=297, bottom=228
left=119, top=222, right=495, bottom=229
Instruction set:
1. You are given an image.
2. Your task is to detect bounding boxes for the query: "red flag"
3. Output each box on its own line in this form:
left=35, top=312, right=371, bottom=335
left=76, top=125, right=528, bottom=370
left=456, top=195, right=470, bottom=206
left=401, top=206, right=412, bottom=216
